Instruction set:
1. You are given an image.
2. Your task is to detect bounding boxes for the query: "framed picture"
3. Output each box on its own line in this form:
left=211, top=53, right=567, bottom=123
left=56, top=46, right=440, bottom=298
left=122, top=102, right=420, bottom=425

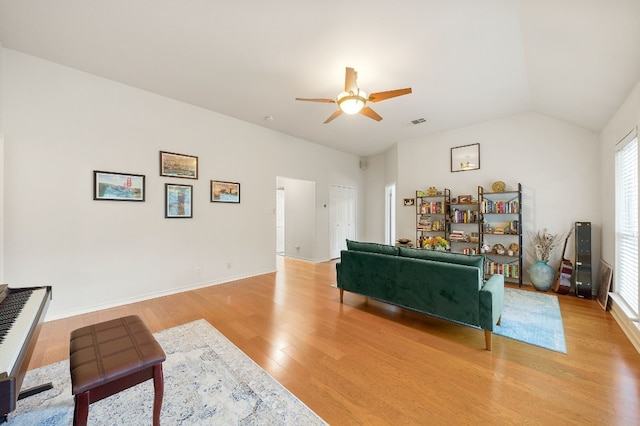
left=165, top=184, right=193, bottom=218
left=597, top=260, right=613, bottom=310
left=451, top=143, right=480, bottom=172
left=403, top=198, right=415, bottom=206
left=160, top=151, right=198, bottom=179
left=458, top=195, right=472, bottom=203
left=93, top=171, right=145, bottom=201
left=211, top=180, right=240, bottom=203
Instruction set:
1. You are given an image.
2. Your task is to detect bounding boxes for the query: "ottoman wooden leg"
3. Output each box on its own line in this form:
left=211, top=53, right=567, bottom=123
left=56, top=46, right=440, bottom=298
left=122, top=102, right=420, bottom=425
left=152, top=363, right=164, bottom=426
left=73, top=392, right=90, bottom=426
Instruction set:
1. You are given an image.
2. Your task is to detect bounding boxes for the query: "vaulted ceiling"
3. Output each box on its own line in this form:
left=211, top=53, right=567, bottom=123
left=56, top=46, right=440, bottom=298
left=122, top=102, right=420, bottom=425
left=1, top=0, right=639, bottom=157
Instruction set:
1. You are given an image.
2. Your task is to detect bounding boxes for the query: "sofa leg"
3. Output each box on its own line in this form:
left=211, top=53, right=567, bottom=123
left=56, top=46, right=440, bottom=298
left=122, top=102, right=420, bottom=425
left=340, top=288, right=344, bottom=303
left=484, top=330, right=492, bottom=351
left=497, top=315, right=502, bottom=326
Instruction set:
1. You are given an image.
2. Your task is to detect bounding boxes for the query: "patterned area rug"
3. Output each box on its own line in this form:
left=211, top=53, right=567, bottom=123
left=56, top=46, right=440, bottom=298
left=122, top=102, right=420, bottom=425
left=7, top=320, right=327, bottom=425
left=494, top=288, right=567, bottom=354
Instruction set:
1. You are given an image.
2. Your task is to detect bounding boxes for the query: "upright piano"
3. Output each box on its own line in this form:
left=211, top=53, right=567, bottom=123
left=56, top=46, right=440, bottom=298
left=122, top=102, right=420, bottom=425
left=0, top=284, right=52, bottom=422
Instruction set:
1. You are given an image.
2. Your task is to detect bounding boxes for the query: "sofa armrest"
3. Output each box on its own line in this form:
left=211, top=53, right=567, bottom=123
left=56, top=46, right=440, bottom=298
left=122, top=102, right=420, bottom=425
left=478, top=274, right=505, bottom=331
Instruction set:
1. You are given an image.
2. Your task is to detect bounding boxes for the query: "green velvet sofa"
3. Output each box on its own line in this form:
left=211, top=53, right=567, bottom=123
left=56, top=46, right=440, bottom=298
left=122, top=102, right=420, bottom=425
left=335, top=240, right=505, bottom=350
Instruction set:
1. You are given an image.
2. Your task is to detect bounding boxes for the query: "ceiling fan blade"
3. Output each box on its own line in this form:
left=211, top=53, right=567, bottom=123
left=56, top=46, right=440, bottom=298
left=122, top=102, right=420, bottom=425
left=344, top=67, right=358, bottom=92
left=295, top=97, right=336, bottom=103
left=324, top=109, right=343, bottom=124
left=368, top=88, right=412, bottom=103
left=360, top=106, right=382, bottom=121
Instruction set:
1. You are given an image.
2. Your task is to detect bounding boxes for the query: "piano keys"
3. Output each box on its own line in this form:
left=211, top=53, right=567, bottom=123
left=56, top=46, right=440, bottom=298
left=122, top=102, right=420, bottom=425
left=0, top=285, right=52, bottom=422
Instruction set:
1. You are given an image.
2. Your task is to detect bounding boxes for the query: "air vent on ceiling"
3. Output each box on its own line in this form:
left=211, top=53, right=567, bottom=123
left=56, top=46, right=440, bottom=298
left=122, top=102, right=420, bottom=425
left=403, top=117, right=428, bottom=126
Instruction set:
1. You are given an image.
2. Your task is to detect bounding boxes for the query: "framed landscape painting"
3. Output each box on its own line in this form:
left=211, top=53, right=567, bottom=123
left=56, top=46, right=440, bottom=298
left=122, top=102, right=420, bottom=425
left=211, top=180, right=240, bottom=203
left=160, top=151, right=198, bottom=179
left=597, top=260, right=613, bottom=310
left=165, top=184, right=193, bottom=218
left=451, top=143, right=480, bottom=172
left=93, top=171, right=145, bottom=201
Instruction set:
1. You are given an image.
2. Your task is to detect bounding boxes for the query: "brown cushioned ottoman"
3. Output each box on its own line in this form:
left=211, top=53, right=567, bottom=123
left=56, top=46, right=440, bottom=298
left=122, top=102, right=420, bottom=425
left=69, top=315, right=166, bottom=426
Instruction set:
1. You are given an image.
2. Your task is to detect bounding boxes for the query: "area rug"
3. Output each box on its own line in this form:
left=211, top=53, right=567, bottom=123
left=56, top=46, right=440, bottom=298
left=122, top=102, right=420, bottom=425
left=494, top=288, right=567, bottom=354
left=6, top=319, right=327, bottom=425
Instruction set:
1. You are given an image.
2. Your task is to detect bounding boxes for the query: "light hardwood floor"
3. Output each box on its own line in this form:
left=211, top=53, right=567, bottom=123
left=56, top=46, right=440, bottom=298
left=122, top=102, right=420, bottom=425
left=27, top=256, right=640, bottom=425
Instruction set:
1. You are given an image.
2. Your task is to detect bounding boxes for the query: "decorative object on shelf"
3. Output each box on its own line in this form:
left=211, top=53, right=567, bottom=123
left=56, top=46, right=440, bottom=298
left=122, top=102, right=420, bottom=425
left=480, top=243, right=491, bottom=254
left=457, top=194, right=472, bottom=203
left=509, top=243, right=519, bottom=254
left=403, top=198, right=415, bottom=206
left=396, top=238, right=413, bottom=248
left=493, top=244, right=505, bottom=255
left=491, top=181, right=506, bottom=192
left=529, top=260, right=555, bottom=292
left=451, top=143, right=480, bottom=172
left=426, top=186, right=438, bottom=196
left=424, top=236, right=449, bottom=251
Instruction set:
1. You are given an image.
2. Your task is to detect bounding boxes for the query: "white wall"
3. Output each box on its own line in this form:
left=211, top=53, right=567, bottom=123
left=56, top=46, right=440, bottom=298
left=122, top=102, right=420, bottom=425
left=599, top=80, right=640, bottom=350
left=0, top=41, right=4, bottom=282
left=600, top=81, right=640, bottom=265
left=394, top=112, right=601, bottom=285
left=362, top=154, right=385, bottom=243
left=2, top=49, right=363, bottom=319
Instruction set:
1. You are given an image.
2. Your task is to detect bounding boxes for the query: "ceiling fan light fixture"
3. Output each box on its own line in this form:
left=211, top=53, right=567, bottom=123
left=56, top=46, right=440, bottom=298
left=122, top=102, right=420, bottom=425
left=337, top=89, right=367, bottom=114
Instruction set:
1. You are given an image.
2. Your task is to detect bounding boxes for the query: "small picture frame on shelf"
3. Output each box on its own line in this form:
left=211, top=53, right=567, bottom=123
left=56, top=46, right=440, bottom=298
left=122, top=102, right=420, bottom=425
left=458, top=195, right=472, bottom=203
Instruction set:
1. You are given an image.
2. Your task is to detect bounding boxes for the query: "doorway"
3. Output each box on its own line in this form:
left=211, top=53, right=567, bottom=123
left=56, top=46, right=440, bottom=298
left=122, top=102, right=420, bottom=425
left=275, top=177, right=316, bottom=261
left=276, top=187, right=285, bottom=254
left=385, top=183, right=396, bottom=245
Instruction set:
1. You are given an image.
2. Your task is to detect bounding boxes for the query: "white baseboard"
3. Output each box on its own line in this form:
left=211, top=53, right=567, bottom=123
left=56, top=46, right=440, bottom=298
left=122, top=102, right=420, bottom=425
left=44, top=268, right=276, bottom=321
left=609, top=294, right=640, bottom=353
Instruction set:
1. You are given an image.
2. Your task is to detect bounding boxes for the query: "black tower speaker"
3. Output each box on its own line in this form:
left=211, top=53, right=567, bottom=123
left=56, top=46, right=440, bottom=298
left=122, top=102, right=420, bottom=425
left=574, top=222, right=592, bottom=298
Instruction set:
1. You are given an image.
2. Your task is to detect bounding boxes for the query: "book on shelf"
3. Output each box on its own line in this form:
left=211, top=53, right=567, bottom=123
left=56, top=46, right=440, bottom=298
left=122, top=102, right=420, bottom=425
left=480, top=199, right=519, bottom=214
left=484, top=260, right=520, bottom=278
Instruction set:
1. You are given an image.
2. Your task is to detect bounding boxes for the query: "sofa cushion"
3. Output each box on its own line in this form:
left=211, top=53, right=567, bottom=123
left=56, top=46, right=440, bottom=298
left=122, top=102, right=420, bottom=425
left=398, top=247, right=484, bottom=268
left=346, top=239, right=399, bottom=256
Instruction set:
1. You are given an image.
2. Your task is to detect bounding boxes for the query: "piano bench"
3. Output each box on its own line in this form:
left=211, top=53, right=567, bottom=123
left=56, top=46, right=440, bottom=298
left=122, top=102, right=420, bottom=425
left=69, top=315, right=166, bottom=426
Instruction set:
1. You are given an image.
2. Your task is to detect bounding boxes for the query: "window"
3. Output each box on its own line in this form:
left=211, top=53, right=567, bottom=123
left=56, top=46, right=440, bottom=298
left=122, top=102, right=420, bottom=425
left=615, top=132, right=639, bottom=317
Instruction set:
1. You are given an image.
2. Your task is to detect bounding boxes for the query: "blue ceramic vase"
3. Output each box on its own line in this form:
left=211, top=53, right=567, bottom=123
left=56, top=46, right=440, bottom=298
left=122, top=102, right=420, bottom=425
left=529, top=260, right=554, bottom=291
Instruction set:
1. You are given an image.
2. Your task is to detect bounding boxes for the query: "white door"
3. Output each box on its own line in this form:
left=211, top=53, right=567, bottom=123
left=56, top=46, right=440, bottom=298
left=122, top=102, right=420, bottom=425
left=276, top=188, right=285, bottom=254
left=329, top=185, right=357, bottom=259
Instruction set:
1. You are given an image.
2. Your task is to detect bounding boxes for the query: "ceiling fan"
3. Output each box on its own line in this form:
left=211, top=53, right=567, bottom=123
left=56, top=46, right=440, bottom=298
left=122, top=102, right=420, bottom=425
left=296, top=67, right=412, bottom=124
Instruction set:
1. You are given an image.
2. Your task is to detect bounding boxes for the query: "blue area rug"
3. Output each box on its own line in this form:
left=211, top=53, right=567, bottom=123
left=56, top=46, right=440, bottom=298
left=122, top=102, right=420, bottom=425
left=494, top=288, right=567, bottom=354
left=7, top=320, right=327, bottom=425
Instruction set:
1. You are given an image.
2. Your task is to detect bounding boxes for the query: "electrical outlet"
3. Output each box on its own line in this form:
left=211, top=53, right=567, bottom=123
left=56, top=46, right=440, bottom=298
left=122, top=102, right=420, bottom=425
left=195, top=267, right=201, bottom=276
